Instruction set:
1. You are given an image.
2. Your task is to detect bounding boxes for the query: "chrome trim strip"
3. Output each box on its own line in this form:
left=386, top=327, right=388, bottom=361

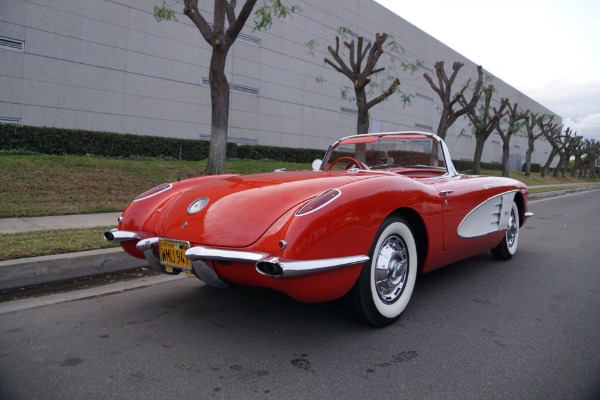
left=104, top=229, right=139, bottom=242
left=277, top=255, right=370, bottom=277
left=295, top=188, right=342, bottom=216
left=524, top=211, right=534, bottom=218
left=185, top=246, right=267, bottom=263
left=321, top=131, right=459, bottom=177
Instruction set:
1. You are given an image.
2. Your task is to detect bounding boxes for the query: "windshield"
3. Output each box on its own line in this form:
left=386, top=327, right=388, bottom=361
left=323, top=134, right=448, bottom=173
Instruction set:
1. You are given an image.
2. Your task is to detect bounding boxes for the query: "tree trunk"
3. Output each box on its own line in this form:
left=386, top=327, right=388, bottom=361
left=561, top=158, right=569, bottom=177
left=571, top=156, right=580, bottom=177
left=524, top=139, right=534, bottom=177
left=541, top=147, right=558, bottom=177
left=472, top=137, right=486, bottom=175
left=436, top=109, right=450, bottom=141
left=355, top=89, right=369, bottom=162
left=552, top=154, right=566, bottom=178
left=204, top=48, right=229, bottom=175
left=501, top=142, right=510, bottom=177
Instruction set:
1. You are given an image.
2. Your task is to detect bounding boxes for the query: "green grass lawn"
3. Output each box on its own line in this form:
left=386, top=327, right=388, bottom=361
left=0, top=155, right=311, bottom=218
left=0, top=226, right=119, bottom=261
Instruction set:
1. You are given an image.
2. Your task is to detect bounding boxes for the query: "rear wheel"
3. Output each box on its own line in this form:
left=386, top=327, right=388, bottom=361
left=491, top=201, right=520, bottom=260
left=349, top=216, right=417, bottom=327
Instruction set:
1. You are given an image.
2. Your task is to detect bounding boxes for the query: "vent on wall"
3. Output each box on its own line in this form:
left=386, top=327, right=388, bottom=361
left=207, top=24, right=261, bottom=46
left=415, top=123, right=433, bottom=131
left=238, top=33, right=261, bottom=46
left=0, top=117, right=22, bottom=125
left=0, top=36, right=24, bottom=52
left=201, top=78, right=259, bottom=96
left=415, top=93, right=433, bottom=102
left=199, top=134, right=257, bottom=145
left=343, top=29, right=372, bottom=45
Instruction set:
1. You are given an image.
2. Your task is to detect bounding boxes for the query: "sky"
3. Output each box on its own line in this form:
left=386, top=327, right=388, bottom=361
left=374, top=0, right=600, bottom=140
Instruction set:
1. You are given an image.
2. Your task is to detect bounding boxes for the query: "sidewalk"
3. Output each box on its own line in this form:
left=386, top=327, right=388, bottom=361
left=1, top=184, right=599, bottom=293
left=0, top=212, right=121, bottom=234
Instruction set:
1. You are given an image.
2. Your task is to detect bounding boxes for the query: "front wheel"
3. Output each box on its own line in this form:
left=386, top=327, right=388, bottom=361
left=348, top=216, right=418, bottom=327
left=490, top=201, right=520, bottom=260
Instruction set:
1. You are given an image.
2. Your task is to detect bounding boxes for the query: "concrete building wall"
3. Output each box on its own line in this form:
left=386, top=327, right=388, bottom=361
left=0, top=0, right=558, bottom=166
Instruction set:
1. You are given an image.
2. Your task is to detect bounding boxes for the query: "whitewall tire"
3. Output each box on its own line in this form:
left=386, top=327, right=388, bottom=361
left=349, top=216, right=418, bottom=327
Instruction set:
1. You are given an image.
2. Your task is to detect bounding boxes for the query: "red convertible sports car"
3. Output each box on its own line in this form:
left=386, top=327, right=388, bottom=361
left=105, top=132, right=532, bottom=327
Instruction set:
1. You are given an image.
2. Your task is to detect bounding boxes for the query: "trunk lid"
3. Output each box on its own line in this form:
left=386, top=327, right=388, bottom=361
left=158, top=171, right=377, bottom=247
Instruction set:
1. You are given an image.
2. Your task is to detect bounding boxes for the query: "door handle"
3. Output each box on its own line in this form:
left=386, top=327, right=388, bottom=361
left=440, top=190, right=454, bottom=196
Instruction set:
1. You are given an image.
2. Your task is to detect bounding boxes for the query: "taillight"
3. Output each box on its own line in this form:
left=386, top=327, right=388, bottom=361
left=133, top=183, right=172, bottom=201
left=295, top=189, right=341, bottom=216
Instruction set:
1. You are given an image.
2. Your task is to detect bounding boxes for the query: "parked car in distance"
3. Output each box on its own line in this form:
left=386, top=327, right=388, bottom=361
left=105, top=132, right=533, bottom=327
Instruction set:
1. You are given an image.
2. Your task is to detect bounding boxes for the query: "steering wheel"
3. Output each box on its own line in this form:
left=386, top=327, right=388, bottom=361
left=327, top=156, right=366, bottom=170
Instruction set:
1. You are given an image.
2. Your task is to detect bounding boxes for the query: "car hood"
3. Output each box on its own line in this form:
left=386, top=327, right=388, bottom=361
left=158, top=171, right=376, bottom=247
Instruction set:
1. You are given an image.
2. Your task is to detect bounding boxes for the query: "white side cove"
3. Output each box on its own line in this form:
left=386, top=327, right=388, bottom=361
left=457, top=191, right=518, bottom=238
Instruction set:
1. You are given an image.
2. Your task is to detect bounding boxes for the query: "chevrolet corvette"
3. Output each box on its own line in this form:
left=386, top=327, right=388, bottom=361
left=105, top=132, right=532, bottom=327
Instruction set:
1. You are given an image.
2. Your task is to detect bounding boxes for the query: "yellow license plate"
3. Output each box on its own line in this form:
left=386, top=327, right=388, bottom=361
left=159, top=239, right=192, bottom=274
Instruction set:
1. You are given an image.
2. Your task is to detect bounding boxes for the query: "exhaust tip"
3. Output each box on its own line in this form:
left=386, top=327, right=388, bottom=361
left=104, top=231, right=115, bottom=241
left=256, top=259, right=284, bottom=278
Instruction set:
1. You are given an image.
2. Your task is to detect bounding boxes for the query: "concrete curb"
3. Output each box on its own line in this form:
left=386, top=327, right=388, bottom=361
left=0, top=185, right=598, bottom=293
left=0, top=248, right=148, bottom=292
left=528, top=185, right=600, bottom=201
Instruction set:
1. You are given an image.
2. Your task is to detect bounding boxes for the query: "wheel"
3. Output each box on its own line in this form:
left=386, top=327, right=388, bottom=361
left=328, top=156, right=365, bottom=170
left=491, top=201, right=520, bottom=260
left=348, top=216, right=418, bottom=327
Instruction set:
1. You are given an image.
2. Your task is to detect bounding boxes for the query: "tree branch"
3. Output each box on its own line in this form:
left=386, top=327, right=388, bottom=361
left=183, top=0, right=214, bottom=45
left=367, top=78, right=400, bottom=109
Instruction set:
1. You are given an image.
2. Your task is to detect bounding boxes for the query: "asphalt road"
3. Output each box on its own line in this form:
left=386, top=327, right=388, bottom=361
left=1, top=191, right=599, bottom=400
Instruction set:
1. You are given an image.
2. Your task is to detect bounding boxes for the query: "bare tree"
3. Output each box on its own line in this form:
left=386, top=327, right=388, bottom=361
left=494, top=101, right=528, bottom=177
left=570, top=137, right=586, bottom=178
left=523, top=113, right=554, bottom=177
left=323, top=32, right=416, bottom=135
left=580, top=139, right=600, bottom=178
left=551, top=128, right=577, bottom=178
left=556, top=132, right=581, bottom=178
left=423, top=62, right=484, bottom=140
left=540, top=123, right=563, bottom=178
left=321, top=31, right=420, bottom=160
left=154, top=0, right=299, bottom=175
left=459, top=85, right=508, bottom=174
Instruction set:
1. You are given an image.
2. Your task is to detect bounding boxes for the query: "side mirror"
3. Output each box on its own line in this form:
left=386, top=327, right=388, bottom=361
left=312, top=159, right=323, bottom=171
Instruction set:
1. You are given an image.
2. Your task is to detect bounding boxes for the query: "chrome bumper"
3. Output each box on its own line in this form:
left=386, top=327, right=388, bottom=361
left=108, top=234, right=369, bottom=280
left=524, top=211, right=534, bottom=218
left=135, top=238, right=229, bottom=288
left=186, top=245, right=369, bottom=278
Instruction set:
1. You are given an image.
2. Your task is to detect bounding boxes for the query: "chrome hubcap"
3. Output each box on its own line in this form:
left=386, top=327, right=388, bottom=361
left=506, top=209, right=518, bottom=247
left=375, top=235, right=408, bottom=304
